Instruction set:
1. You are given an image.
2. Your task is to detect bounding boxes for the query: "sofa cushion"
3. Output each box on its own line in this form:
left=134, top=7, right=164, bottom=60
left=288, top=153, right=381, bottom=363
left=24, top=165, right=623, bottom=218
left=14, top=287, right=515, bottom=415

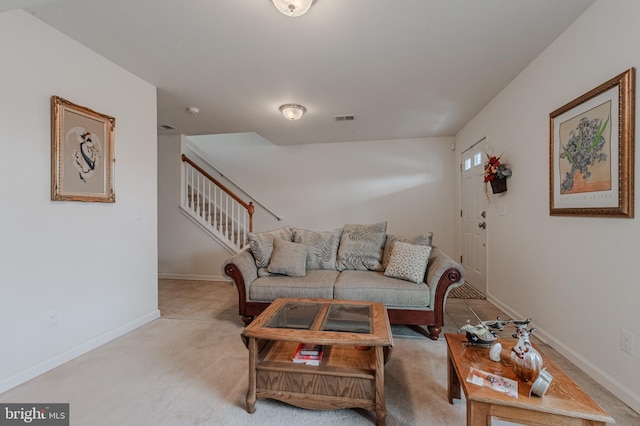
left=292, top=227, right=342, bottom=270
left=384, top=241, right=432, bottom=283
left=247, top=226, right=293, bottom=268
left=249, top=270, right=339, bottom=302
left=267, top=238, right=308, bottom=277
left=334, top=270, right=430, bottom=308
left=336, top=221, right=387, bottom=272
left=382, top=232, right=433, bottom=270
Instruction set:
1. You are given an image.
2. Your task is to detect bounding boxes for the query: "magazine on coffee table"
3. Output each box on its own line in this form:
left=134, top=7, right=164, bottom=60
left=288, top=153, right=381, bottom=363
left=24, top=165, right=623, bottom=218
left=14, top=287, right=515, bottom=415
left=466, top=367, right=518, bottom=398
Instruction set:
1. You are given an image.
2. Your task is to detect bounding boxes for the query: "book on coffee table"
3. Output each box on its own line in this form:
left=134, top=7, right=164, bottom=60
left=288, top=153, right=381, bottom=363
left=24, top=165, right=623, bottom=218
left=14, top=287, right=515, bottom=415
left=298, top=343, right=323, bottom=355
left=292, top=343, right=324, bottom=365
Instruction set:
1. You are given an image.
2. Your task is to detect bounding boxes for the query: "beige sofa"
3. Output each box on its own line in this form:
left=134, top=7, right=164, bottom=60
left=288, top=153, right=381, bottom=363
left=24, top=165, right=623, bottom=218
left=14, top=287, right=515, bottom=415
left=222, top=222, right=465, bottom=340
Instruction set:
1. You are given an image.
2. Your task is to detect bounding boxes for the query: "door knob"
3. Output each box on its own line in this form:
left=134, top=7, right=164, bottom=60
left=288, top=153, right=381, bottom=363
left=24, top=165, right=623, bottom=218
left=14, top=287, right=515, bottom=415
left=481, top=211, right=486, bottom=218
left=478, top=222, right=486, bottom=229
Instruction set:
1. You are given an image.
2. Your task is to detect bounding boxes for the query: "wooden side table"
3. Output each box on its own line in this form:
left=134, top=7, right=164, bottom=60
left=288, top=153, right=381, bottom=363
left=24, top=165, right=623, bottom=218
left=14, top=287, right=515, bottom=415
left=445, top=333, right=614, bottom=426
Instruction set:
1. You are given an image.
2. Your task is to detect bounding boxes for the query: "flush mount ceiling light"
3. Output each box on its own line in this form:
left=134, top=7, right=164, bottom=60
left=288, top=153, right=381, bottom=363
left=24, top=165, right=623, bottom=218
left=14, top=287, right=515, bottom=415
left=279, top=104, right=306, bottom=121
left=271, top=0, right=314, bottom=17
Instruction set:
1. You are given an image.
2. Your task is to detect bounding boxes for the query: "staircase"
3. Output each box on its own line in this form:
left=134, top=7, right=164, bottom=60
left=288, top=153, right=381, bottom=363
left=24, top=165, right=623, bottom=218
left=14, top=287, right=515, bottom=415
left=180, top=154, right=253, bottom=253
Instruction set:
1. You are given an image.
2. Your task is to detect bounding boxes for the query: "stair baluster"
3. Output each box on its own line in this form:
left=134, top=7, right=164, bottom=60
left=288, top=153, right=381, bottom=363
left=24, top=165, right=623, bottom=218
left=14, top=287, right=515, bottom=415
left=180, top=154, right=253, bottom=252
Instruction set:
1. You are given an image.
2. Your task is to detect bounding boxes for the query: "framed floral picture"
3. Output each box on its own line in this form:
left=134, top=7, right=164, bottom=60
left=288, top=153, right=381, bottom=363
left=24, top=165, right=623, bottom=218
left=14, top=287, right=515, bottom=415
left=51, top=96, right=116, bottom=202
left=549, top=68, right=635, bottom=217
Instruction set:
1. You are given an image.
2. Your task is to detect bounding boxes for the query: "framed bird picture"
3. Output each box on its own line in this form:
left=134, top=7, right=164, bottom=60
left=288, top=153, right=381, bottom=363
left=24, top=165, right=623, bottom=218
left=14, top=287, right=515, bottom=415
left=51, top=96, right=115, bottom=202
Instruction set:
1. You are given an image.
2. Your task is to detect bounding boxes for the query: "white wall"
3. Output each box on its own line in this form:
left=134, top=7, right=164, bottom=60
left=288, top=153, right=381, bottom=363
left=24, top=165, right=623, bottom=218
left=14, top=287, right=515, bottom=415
left=455, top=0, right=640, bottom=412
left=157, top=134, right=235, bottom=279
left=158, top=132, right=458, bottom=278
left=0, top=11, right=159, bottom=393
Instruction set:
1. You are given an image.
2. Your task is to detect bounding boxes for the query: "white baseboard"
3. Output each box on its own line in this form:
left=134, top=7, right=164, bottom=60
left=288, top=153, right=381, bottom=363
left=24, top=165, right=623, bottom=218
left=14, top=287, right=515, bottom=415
left=0, top=310, right=160, bottom=395
left=486, top=294, right=640, bottom=414
left=158, top=273, right=230, bottom=282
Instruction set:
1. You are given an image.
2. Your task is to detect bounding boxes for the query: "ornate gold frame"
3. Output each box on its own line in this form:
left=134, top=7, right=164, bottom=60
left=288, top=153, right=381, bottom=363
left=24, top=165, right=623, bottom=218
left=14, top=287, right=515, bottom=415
left=549, top=68, right=635, bottom=217
left=51, top=96, right=116, bottom=202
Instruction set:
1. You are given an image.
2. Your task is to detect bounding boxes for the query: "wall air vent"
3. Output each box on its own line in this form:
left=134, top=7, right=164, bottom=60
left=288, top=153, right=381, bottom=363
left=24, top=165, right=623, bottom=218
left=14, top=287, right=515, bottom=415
left=159, top=124, right=176, bottom=130
left=334, top=115, right=355, bottom=121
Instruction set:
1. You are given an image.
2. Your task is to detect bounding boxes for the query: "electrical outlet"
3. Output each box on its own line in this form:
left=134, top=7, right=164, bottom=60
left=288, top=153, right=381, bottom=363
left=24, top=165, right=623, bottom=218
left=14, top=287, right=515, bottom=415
left=46, top=310, right=59, bottom=327
left=621, top=329, right=634, bottom=355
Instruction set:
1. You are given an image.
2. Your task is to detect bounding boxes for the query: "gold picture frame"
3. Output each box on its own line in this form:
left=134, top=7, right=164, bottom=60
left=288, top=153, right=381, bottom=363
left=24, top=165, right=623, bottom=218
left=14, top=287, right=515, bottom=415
left=549, top=68, right=635, bottom=217
left=51, top=96, right=116, bottom=202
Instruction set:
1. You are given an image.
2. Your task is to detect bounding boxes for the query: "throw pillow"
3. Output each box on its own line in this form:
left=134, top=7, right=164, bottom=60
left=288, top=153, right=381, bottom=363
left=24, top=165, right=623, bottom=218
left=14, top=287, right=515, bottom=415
left=266, top=238, right=308, bottom=277
left=336, top=221, right=387, bottom=271
left=382, top=232, right=433, bottom=270
left=247, top=226, right=293, bottom=268
left=292, top=227, right=343, bottom=270
left=384, top=241, right=432, bottom=283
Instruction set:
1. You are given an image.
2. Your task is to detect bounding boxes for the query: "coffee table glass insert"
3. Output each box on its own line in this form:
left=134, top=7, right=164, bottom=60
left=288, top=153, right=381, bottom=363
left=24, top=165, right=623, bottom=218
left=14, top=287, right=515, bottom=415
left=321, top=304, right=371, bottom=333
left=265, top=301, right=322, bottom=330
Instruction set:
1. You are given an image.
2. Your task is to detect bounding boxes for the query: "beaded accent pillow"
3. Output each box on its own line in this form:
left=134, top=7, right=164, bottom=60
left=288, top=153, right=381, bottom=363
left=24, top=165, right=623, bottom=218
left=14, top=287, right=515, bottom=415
left=384, top=241, right=432, bottom=283
left=381, top=232, right=433, bottom=270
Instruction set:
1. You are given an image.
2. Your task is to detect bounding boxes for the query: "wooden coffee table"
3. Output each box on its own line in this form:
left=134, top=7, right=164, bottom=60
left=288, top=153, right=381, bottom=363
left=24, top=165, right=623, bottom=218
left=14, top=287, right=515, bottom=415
left=445, top=333, right=614, bottom=425
left=241, top=298, right=393, bottom=426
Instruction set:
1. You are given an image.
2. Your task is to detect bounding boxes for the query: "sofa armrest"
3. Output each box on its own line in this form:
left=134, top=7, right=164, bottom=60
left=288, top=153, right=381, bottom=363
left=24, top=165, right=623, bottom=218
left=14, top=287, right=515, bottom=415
left=425, top=246, right=465, bottom=310
left=222, top=247, right=258, bottom=302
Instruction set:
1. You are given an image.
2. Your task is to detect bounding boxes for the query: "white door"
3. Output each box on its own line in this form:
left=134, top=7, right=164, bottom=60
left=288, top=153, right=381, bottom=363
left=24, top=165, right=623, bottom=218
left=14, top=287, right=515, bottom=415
left=461, top=139, right=487, bottom=294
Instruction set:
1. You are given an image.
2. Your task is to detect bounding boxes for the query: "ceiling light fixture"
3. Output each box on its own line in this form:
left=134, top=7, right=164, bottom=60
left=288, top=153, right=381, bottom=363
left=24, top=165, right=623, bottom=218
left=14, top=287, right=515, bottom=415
left=279, top=104, right=306, bottom=121
left=271, top=0, right=314, bottom=17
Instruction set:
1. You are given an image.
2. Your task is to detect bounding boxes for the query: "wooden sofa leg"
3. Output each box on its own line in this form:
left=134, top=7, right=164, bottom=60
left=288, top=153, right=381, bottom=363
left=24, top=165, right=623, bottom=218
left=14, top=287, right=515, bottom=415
left=427, top=326, right=441, bottom=340
left=242, top=315, right=254, bottom=326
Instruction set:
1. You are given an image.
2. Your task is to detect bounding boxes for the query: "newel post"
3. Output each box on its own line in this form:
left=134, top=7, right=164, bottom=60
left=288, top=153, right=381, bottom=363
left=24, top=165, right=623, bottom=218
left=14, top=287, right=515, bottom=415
left=248, top=202, right=254, bottom=233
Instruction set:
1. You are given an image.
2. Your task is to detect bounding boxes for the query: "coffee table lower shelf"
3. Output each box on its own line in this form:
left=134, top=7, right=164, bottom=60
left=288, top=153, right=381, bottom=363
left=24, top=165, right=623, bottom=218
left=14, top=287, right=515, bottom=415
left=253, top=340, right=379, bottom=412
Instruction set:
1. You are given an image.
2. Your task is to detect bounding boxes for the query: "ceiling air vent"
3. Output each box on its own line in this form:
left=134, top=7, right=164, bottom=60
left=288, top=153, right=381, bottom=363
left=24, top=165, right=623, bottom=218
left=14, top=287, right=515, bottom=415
left=159, top=124, right=176, bottom=130
left=334, top=115, right=355, bottom=121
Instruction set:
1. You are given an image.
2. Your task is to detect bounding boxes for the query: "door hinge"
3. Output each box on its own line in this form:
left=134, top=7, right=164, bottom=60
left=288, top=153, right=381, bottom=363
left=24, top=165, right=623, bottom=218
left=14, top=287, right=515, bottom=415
left=460, top=209, right=463, bottom=217
left=460, top=255, right=463, bottom=263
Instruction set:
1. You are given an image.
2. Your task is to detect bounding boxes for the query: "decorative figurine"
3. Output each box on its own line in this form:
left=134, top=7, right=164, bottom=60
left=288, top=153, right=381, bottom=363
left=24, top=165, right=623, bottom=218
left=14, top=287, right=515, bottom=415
left=510, top=324, right=543, bottom=383
left=462, top=309, right=554, bottom=397
left=458, top=308, right=498, bottom=345
left=459, top=323, right=498, bottom=345
left=530, top=367, right=553, bottom=397
left=489, top=342, right=503, bottom=361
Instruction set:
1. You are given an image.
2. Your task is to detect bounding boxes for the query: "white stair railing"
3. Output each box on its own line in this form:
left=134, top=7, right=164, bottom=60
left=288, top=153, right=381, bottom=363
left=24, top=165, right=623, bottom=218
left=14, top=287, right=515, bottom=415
left=180, top=154, right=254, bottom=252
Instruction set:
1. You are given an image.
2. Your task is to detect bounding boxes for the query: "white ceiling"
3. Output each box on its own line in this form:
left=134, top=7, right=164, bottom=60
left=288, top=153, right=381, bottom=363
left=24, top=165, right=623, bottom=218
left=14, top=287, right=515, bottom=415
left=13, top=0, right=594, bottom=145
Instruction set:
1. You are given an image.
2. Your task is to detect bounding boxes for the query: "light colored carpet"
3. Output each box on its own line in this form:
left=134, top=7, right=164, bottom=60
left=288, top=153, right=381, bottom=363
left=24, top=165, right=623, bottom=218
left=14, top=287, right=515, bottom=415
left=0, top=282, right=466, bottom=425
left=2, top=280, right=636, bottom=425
